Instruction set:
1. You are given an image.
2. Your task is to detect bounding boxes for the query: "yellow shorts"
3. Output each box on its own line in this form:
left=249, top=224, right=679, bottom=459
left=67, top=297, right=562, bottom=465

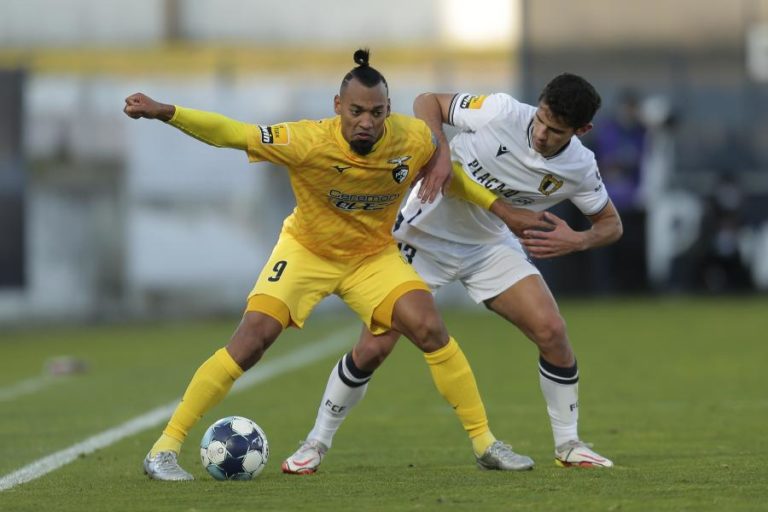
left=247, top=233, right=428, bottom=334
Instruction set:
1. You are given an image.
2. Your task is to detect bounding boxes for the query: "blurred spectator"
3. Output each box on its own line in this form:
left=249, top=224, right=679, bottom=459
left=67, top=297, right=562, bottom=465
left=588, top=89, right=649, bottom=294
left=687, top=173, right=753, bottom=293
left=594, top=89, right=648, bottom=211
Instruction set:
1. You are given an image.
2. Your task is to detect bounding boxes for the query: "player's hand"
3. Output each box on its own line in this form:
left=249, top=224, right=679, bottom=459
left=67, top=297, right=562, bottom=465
left=123, top=93, right=175, bottom=121
left=489, top=202, right=554, bottom=238
left=520, top=211, right=586, bottom=259
left=413, top=138, right=452, bottom=203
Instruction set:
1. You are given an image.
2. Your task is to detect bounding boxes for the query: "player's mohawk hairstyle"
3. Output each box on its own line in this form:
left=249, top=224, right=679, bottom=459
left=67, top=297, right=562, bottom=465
left=341, top=48, right=388, bottom=93
left=353, top=48, right=370, bottom=67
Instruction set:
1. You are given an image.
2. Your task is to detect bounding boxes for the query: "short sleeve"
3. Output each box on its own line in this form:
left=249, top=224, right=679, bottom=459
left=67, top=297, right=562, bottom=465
left=570, top=160, right=611, bottom=216
left=449, top=93, right=520, bottom=132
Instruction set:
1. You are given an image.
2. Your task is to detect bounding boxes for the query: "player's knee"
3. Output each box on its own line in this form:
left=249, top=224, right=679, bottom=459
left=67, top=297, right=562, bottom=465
left=228, top=313, right=282, bottom=370
left=531, top=313, right=568, bottom=352
left=405, top=313, right=448, bottom=352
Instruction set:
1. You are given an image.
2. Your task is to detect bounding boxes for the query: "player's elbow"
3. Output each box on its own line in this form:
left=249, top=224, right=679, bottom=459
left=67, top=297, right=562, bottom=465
left=413, top=92, right=437, bottom=114
left=413, top=92, right=432, bottom=106
left=611, top=216, right=624, bottom=243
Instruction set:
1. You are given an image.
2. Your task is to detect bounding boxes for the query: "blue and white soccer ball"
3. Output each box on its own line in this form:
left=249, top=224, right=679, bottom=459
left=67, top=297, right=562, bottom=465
left=200, top=416, right=269, bottom=480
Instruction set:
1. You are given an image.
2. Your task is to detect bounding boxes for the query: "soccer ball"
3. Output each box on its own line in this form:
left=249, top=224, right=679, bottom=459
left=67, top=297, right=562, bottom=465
left=200, top=416, right=269, bottom=480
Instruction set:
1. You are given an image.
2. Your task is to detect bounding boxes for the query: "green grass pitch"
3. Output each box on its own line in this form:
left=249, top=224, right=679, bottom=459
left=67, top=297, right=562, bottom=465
left=0, top=296, right=766, bottom=511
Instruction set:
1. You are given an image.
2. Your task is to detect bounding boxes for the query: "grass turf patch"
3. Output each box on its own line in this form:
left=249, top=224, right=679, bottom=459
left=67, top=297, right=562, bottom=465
left=1, top=296, right=766, bottom=511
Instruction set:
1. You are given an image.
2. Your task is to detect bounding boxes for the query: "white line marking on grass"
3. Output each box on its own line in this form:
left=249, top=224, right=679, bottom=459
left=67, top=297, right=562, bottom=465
left=0, top=375, right=57, bottom=402
left=0, top=325, right=357, bottom=492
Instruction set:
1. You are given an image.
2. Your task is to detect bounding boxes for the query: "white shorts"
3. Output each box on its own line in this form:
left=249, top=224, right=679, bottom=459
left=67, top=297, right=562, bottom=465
left=393, top=222, right=541, bottom=303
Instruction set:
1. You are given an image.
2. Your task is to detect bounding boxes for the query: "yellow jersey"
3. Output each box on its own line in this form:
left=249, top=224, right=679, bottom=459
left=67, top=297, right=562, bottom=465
left=245, top=114, right=435, bottom=261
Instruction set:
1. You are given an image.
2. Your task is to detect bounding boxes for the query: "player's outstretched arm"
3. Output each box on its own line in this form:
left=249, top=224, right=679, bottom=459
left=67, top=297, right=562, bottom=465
left=412, top=140, right=451, bottom=203
left=521, top=199, right=623, bottom=259
left=412, top=93, right=456, bottom=203
left=124, top=93, right=175, bottom=121
left=123, top=93, right=249, bottom=150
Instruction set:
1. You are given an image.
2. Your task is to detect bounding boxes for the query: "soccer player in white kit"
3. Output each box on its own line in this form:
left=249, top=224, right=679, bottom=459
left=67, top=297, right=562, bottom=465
left=283, top=73, right=623, bottom=472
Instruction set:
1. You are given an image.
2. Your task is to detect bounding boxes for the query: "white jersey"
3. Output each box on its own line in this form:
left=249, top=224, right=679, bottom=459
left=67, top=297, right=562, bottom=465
left=400, top=93, right=610, bottom=245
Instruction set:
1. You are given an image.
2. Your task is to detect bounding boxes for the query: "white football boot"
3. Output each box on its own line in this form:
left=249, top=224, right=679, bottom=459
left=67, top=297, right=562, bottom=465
left=476, top=441, right=535, bottom=471
left=555, top=440, right=614, bottom=468
left=281, top=440, right=328, bottom=475
left=143, top=451, right=194, bottom=481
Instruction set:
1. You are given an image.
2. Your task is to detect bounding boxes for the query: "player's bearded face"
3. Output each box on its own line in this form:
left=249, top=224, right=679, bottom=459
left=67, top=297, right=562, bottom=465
left=335, top=80, right=390, bottom=156
left=531, top=102, right=577, bottom=157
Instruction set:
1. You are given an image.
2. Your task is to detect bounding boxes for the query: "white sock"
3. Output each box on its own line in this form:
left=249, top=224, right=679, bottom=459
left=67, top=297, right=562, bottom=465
left=538, top=356, right=579, bottom=448
left=306, top=352, right=371, bottom=449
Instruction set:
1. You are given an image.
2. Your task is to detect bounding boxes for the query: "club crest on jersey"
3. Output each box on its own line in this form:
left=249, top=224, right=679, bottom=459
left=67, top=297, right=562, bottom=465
left=389, top=156, right=412, bottom=183
left=538, top=174, right=564, bottom=196
left=258, top=124, right=289, bottom=145
left=459, top=95, right=487, bottom=109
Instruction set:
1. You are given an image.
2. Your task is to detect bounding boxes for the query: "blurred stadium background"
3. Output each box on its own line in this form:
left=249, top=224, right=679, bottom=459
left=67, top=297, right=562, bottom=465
left=1, top=0, right=767, bottom=324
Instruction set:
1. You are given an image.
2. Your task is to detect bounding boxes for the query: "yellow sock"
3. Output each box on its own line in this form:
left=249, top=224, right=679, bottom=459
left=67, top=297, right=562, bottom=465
left=150, top=433, right=183, bottom=456
left=153, top=348, right=244, bottom=455
left=423, top=337, right=496, bottom=456
left=471, top=431, right=497, bottom=457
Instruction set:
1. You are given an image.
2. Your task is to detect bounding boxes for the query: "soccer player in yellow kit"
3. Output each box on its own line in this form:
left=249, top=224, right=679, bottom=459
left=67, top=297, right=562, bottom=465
left=124, top=49, right=540, bottom=480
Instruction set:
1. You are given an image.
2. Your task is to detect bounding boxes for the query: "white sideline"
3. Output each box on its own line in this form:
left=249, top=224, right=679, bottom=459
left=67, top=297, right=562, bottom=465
left=0, top=375, right=57, bottom=402
left=0, top=326, right=357, bottom=492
